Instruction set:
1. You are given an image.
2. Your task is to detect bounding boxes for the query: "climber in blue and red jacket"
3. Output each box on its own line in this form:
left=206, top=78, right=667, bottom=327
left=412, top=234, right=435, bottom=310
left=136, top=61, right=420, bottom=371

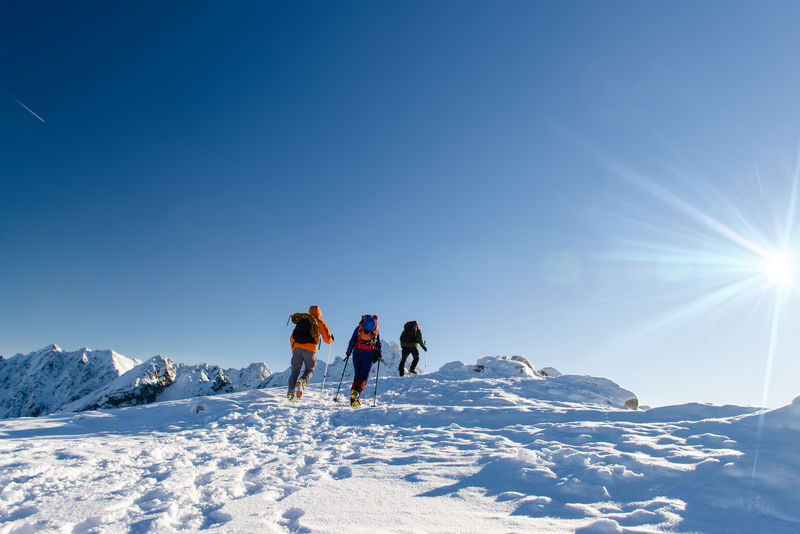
left=345, top=314, right=381, bottom=407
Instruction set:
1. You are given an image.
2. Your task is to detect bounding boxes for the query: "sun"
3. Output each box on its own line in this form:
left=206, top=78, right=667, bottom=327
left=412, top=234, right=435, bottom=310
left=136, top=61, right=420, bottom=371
left=763, top=252, right=795, bottom=288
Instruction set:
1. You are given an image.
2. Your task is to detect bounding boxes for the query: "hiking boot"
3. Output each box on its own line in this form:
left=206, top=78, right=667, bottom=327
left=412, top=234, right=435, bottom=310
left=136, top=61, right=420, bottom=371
left=398, top=367, right=405, bottom=377
left=350, top=388, right=361, bottom=407
left=408, top=368, right=419, bottom=375
left=287, top=390, right=297, bottom=401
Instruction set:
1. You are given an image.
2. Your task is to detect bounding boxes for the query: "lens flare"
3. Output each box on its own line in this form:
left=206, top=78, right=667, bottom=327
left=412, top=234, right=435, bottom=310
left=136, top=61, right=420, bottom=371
left=596, top=152, right=800, bottom=486
left=763, top=252, right=794, bottom=288
left=595, top=153, right=800, bottom=388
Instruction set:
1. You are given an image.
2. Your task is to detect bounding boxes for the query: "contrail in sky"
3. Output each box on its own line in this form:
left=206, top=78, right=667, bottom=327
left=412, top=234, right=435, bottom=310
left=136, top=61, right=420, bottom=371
left=14, top=98, right=46, bottom=123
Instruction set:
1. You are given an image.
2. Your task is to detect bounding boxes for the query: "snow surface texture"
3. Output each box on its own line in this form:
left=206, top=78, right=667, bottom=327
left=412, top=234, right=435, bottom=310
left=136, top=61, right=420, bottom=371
left=2, top=358, right=799, bottom=532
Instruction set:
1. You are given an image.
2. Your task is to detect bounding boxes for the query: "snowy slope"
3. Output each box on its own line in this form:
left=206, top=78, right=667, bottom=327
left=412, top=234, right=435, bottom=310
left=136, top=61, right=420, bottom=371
left=265, top=348, right=637, bottom=410
left=1, top=372, right=798, bottom=533
left=0, top=344, right=140, bottom=418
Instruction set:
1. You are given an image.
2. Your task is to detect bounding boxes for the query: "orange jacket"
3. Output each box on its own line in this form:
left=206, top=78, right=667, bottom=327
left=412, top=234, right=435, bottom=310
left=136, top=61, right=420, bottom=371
left=290, top=305, right=332, bottom=353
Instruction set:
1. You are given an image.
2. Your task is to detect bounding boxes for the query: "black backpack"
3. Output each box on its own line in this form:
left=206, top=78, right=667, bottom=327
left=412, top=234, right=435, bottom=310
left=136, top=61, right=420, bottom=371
left=400, top=321, right=418, bottom=344
left=289, top=313, right=318, bottom=345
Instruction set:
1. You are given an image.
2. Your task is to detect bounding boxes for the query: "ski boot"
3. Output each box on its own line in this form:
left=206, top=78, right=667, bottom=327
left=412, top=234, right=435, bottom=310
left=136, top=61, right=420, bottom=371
left=296, top=378, right=307, bottom=398
left=350, top=388, right=361, bottom=407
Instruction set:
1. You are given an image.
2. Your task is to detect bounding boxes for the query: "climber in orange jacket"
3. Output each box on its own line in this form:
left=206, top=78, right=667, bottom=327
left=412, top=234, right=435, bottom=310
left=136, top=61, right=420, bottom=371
left=288, top=305, right=333, bottom=400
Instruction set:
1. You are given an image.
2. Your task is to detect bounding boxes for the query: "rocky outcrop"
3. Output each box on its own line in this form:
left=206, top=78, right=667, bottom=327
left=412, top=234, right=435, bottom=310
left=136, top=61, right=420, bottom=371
left=62, top=355, right=178, bottom=411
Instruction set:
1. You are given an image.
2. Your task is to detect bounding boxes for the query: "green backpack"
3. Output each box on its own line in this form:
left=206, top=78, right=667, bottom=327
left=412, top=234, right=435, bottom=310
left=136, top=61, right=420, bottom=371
left=400, top=321, right=418, bottom=345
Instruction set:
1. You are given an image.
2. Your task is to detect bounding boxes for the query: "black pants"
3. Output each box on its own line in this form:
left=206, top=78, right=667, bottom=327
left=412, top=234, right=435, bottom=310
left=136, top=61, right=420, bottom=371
left=399, top=346, right=419, bottom=374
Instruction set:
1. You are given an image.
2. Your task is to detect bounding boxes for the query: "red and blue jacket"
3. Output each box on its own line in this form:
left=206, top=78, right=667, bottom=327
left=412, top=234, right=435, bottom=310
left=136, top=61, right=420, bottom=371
left=346, top=325, right=382, bottom=357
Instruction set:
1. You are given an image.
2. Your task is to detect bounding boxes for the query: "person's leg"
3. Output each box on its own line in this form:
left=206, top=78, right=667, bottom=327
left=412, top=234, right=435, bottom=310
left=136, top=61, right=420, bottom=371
left=350, top=352, right=363, bottom=392
left=351, top=352, right=373, bottom=392
left=409, top=347, right=420, bottom=372
left=350, top=352, right=367, bottom=405
left=359, top=354, right=374, bottom=392
left=288, top=348, right=304, bottom=395
left=300, top=348, right=317, bottom=383
left=399, top=347, right=411, bottom=376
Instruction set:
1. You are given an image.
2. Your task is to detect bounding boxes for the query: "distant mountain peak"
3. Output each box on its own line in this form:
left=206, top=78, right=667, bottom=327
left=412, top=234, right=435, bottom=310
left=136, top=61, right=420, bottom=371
left=36, top=343, right=62, bottom=354
left=0, top=345, right=141, bottom=418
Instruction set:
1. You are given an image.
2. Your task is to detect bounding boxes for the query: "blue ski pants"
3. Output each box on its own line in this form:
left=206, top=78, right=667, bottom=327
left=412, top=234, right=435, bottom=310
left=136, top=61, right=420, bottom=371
left=351, top=350, right=374, bottom=393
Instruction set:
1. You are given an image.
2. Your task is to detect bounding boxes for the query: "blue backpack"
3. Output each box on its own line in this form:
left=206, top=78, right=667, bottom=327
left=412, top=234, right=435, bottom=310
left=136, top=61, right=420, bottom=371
left=356, top=315, right=378, bottom=350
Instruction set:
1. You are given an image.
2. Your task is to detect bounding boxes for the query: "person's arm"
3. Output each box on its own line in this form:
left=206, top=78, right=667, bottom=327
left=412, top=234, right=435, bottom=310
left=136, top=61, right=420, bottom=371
left=346, top=327, right=358, bottom=355
left=372, top=331, right=383, bottom=361
left=417, top=328, right=427, bottom=351
left=319, top=320, right=333, bottom=344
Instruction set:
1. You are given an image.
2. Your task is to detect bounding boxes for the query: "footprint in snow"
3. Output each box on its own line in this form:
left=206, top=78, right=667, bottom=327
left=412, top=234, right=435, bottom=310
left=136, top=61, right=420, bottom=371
left=331, top=466, right=352, bottom=480
left=279, top=507, right=307, bottom=531
left=282, top=508, right=305, bottom=520
left=496, top=491, right=526, bottom=502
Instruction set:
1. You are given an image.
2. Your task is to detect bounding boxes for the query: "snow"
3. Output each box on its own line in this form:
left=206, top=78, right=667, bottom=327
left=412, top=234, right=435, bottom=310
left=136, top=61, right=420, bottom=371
left=0, top=345, right=140, bottom=418
left=226, top=362, right=272, bottom=391
left=60, top=357, right=273, bottom=412
left=1, top=347, right=273, bottom=418
left=1, top=351, right=799, bottom=533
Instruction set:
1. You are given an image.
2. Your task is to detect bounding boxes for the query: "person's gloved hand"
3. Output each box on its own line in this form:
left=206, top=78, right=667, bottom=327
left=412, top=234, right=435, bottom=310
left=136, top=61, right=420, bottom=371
left=373, top=351, right=382, bottom=362
left=330, top=334, right=335, bottom=342
left=423, top=346, right=428, bottom=352
left=346, top=351, right=351, bottom=358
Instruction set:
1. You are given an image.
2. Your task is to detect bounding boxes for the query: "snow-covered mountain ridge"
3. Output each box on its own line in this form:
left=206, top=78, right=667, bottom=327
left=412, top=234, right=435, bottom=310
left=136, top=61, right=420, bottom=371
left=0, top=344, right=140, bottom=418
left=1, top=343, right=636, bottom=419
left=0, top=345, right=271, bottom=419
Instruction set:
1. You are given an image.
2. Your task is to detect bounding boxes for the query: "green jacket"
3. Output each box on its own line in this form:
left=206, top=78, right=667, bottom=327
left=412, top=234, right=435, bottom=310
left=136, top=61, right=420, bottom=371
left=401, top=327, right=427, bottom=351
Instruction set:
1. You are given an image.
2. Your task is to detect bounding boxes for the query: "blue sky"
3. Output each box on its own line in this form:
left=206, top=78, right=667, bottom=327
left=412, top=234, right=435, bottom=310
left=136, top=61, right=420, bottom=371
left=3, top=1, right=800, bottom=408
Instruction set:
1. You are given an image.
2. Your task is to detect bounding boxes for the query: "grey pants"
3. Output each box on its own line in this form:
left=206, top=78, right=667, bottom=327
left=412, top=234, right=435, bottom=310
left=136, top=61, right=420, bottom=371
left=288, top=347, right=317, bottom=393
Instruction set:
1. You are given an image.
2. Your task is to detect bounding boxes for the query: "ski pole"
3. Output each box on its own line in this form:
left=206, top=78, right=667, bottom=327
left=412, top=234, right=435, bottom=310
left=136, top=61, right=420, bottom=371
left=320, top=341, right=333, bottom=398
left=333, top=354, right=351, bottom=402
left=372, top=358, right=381, bottom=407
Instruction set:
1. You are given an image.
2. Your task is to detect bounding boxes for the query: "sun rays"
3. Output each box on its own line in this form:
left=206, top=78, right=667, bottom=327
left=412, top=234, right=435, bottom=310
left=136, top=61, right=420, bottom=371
left=600, top=155, right=800, bottom=327
left=594, top=149, right=800, bottom=413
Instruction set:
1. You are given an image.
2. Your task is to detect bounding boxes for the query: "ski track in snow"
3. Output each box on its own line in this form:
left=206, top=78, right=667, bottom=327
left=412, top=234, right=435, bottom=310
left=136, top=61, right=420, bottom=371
left=1, top=376, right=799, bottom=533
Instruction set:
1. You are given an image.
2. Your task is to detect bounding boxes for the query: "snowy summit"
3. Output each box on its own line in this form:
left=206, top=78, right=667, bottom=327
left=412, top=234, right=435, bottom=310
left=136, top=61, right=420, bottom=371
left=1, top=345, right=799, bottom=532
